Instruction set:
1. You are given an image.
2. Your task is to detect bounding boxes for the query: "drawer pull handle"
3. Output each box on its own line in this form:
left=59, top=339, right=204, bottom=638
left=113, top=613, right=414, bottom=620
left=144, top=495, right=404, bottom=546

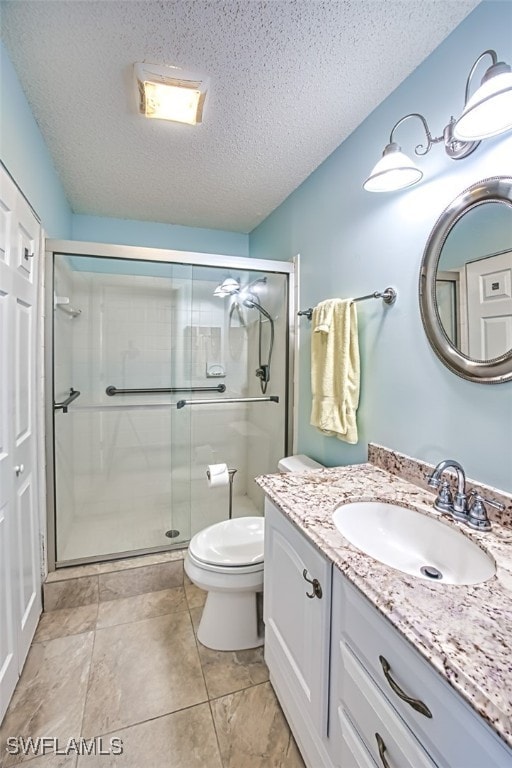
left=375, top=733, right=391, bottom=768
left=379, top=655, right=432, bottom=718
left=302, top=569, right=322, bottom=599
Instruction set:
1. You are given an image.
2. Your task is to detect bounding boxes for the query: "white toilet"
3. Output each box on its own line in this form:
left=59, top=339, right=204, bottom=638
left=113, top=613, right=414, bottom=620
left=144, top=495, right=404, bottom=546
left=184, top=454, right=323, bottom=651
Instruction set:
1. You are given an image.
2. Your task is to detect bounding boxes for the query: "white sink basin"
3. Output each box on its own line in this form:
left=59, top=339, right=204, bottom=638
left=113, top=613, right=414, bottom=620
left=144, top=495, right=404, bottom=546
left=332, top=501, right=495, bottom=585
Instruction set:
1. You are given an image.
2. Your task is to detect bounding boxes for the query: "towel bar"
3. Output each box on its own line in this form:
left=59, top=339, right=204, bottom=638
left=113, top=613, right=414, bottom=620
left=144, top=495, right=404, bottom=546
left=298, top=286, right=397, bottom=319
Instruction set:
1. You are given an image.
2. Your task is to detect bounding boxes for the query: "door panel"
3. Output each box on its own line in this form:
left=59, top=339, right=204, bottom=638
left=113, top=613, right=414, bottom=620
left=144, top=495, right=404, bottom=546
left=0, top=500, right=18, bottom=723
left=15, top=299, right=32, bottom=445
left=16, top=477, right=39, bottom=645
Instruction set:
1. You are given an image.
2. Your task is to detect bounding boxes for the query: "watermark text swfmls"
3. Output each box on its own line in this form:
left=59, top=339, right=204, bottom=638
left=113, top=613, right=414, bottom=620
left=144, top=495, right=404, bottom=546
left=6, top=736, right=123, bottom=757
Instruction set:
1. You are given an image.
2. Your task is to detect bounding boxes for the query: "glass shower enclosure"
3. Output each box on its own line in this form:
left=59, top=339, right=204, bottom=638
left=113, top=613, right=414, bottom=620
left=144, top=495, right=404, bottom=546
left=46, top=242, right=294, bottom=568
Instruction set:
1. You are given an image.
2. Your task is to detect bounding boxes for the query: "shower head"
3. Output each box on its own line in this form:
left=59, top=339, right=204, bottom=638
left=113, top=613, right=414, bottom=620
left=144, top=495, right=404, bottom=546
left=242, top=297, right=273, bottom=322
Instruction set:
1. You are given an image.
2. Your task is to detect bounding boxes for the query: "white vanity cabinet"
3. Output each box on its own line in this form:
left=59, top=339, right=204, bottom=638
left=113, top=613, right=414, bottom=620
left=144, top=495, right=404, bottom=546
left=264, top=499, right=334, bottom=768
left=264, top=499, right=512, bottom=768
left=330, top=571, right=512, bottom=768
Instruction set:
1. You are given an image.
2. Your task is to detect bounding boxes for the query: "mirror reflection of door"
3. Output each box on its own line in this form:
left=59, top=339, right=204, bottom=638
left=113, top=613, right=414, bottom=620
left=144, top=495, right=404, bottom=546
left=466, top=251, right=512, bottom=360
left=436, top=201, right=512, bottom=361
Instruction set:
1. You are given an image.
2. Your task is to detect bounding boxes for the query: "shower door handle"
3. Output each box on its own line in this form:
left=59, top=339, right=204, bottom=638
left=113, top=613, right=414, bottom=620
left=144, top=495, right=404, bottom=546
left=177, top=395, right=279, bottom=408
left=54, top=388, right=81, bottom=413
left=106, top=384, right=226, bottom=396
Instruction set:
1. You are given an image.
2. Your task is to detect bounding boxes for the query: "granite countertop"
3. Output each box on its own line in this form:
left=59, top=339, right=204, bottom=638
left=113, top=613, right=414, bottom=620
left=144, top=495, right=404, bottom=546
left=255, top=462, right=512, bottom=750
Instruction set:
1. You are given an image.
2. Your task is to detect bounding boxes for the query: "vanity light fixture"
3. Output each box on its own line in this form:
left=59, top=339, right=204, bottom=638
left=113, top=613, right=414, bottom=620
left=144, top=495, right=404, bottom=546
left=134, top=63, right=208, bottom=125
left=213, top=277, right=240, bottom=297
left=363, top=49, right=512, bottom=192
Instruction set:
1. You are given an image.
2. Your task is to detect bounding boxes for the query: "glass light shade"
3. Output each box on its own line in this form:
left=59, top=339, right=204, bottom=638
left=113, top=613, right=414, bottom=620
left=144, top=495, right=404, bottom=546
left=213, top=277, right=240, bottom=297
left=454, top=63, right=512, bottom=141
left=220, top=278, right=240, bottom=294
left=363, top=142, right=423, bottom=192
left=135, top=63, right=207, bottom=125
left=142, top=81, right=202, bottom=124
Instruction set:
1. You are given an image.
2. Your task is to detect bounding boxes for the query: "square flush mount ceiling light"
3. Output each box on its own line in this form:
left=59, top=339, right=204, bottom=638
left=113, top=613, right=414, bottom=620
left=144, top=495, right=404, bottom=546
left=134, top=63, right=208, bottom=125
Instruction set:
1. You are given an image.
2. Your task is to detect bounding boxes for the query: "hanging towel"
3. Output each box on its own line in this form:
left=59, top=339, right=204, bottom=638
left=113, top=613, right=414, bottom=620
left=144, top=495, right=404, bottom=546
left=310, top=298, right=360, bottom=444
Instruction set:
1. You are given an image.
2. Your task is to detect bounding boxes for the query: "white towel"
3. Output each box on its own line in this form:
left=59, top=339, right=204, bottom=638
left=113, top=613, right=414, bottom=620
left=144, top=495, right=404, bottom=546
left=310, top=298, right=360, bottom=444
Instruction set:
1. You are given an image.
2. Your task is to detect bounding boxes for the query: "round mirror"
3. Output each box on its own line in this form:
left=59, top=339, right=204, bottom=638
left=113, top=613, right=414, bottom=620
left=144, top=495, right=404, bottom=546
left=419, top=176, right=512, bottom=383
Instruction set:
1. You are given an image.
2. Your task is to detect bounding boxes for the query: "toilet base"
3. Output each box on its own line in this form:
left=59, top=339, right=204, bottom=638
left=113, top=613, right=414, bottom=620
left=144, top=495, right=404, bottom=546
left=198, top=590, right=264, bottom=651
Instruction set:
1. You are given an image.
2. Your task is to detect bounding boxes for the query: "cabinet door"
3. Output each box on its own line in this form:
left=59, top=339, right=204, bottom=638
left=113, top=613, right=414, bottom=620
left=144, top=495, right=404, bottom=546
left=264, top=499, right=332, bottom=767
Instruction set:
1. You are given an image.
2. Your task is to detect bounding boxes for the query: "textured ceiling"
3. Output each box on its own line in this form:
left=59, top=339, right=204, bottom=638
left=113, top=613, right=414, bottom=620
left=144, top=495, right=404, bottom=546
left=1, top=0, right=479, bottom=233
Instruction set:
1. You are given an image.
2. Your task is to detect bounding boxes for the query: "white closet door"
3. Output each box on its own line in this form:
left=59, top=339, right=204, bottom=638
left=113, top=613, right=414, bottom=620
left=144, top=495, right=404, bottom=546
left=0, top=166, right=42, bottom=723
left=466, top=251, right=512, bottom=359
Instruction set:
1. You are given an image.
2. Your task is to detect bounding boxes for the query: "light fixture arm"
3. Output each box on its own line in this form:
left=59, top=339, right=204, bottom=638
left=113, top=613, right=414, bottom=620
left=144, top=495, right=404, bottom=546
left=364, top=46, right=512, bottom=192
left=389, top=109, right=479, bottom=162
left=464, top=49, right=497, bottom=105
left=389, top=113, right=443, bottom=157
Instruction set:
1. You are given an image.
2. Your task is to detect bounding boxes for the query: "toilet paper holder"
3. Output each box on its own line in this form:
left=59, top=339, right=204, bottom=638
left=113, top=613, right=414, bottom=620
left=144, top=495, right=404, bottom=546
left=206, top=467, right=237, bottom=519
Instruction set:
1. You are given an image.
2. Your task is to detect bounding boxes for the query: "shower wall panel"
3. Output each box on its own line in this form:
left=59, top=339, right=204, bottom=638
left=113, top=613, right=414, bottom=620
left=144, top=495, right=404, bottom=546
left=53, top=257, right=76, bottom=551
left=246, top=274, right=288, bottom=508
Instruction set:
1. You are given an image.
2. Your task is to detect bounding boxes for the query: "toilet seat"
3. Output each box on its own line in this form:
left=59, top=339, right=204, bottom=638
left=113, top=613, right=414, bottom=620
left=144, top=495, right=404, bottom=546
left=187, top=547, right=264, bottom=575
left=189, top=516, right=264, bottom=568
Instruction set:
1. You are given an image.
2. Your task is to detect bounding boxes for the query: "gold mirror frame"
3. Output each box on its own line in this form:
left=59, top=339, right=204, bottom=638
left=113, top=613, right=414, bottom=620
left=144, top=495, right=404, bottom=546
left=419, top=176, right=512, bottom=384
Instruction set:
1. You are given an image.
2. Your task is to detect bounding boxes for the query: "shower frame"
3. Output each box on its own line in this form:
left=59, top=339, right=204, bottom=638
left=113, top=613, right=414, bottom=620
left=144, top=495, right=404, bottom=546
left=44, top=239, right=297, bottom=571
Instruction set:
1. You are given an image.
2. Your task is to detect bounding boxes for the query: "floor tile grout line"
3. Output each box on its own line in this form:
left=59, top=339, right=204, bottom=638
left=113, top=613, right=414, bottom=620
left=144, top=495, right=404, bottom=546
left=79, top=622, right=99, bottom=741
left=207, top=677, right=271, bottom=704
left=189, top=602, right=212, bottom=698
left=95, top=604, right=190, bottom=632
left=31, top=627, right=93, bottom=645
left=43, top=584, right=186, bottom=615
left=208, top=697, right=227, bottom=768
left=187, top=596, right=227, bottom=765
left=47, top=551, right=186, bottom=583
left=97, top=584, right=186, bottom=606
left=71, top=699, right=213, bottom=743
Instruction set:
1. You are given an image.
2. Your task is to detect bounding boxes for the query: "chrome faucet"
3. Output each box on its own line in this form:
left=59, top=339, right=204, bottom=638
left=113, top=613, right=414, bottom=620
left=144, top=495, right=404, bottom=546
left=426, top=459, right=469, bottom=521
left=426, top=459, right=504, bottom=531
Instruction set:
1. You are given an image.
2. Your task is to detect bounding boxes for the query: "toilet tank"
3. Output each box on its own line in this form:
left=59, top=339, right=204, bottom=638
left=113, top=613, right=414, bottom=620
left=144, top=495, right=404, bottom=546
left=278, top=454, right=324, bottom=473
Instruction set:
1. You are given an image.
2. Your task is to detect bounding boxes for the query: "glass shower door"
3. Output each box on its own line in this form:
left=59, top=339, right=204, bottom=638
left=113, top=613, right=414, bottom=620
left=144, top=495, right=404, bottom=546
left=53, top=254, right=187, bottom=563
left=170, top=264, right=288, bottom=537
left=52, top=251, right=289, bottom=566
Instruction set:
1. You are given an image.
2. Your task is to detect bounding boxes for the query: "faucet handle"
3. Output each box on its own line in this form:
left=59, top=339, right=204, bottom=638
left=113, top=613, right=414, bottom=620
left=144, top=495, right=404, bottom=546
left=467, top=490, right=504, bottom=531
left=433, top=480, right=454, bottom=515
left=468, top=489, right=505, bottom=511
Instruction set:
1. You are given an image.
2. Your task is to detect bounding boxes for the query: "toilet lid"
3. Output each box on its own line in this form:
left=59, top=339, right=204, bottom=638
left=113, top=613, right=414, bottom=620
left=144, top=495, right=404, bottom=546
left=189, top=516, right=264, bottom=567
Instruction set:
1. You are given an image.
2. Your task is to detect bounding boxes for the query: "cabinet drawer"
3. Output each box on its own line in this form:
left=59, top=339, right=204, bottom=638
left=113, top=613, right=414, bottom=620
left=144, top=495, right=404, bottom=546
left=339, top=642, right=436, bottom=768
left=338, top=708, right=378, bottom=768
left=340, top=574, right=512, bottom=768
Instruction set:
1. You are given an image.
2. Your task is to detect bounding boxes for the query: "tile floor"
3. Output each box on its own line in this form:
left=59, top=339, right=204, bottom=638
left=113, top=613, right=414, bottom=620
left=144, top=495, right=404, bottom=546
left=0, top=576, right=305, bottom=768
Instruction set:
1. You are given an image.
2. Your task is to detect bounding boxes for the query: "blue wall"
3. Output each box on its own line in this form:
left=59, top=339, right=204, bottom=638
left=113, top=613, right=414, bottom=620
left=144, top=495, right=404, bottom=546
left=72, top=214, right=248, bottom=257
left=250, top=1, right=512, bottom=492
left=0, top=41, right=72, bottom=237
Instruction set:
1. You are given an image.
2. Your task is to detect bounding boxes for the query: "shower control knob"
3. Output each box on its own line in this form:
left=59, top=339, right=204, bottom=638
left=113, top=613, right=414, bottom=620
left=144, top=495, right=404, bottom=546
left=15, top=464, right=25, bottom=476
left=255, top=365, right=270, bottom=383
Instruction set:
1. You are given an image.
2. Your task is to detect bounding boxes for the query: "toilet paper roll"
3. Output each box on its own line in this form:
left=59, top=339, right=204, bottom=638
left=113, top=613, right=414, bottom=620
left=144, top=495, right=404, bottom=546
left=207, top=463, right=229, bottom=488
